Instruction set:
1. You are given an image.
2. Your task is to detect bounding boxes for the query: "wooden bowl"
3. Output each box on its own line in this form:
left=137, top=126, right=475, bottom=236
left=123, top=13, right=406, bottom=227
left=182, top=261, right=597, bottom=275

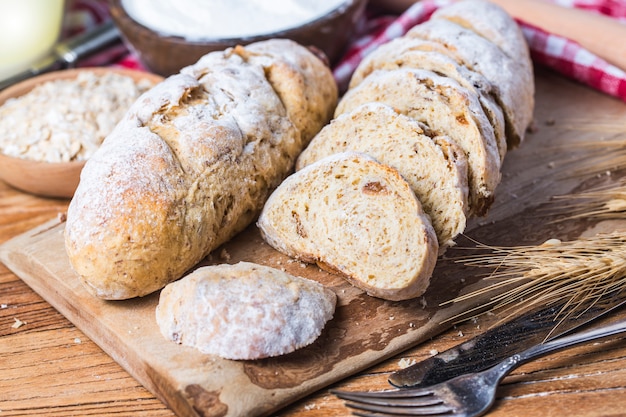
left=109, top=0, right=368, bottom=76
left=0, top=67, right=163, bottom=199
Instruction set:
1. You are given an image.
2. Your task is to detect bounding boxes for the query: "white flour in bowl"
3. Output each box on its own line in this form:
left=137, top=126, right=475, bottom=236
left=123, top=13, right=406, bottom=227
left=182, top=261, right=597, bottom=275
left=121, top=0, right=348, bottom=40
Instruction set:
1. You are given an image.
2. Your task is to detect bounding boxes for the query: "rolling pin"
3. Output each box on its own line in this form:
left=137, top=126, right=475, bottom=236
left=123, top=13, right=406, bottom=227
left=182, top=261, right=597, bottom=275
left=489, top=0, right=626, bottom=72
left=369, top=0, right=626, bottom=73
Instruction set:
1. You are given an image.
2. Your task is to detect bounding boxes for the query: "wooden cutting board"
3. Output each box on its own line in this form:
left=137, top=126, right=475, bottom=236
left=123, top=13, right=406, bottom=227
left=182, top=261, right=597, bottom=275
left=1, top=69, right=625, bottom=417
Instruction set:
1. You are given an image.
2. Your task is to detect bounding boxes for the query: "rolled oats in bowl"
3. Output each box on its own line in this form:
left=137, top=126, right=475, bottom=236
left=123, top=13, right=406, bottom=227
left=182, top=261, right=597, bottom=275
left=0, top=69, right=159, bottom=163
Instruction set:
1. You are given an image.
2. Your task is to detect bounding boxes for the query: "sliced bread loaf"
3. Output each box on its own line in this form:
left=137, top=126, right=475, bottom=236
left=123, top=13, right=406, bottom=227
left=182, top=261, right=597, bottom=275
left=156, top=261, right=336, bottom=360
left=258, top=152, right=438, bottom=301
left=335, top=68, right=501, bottom=215
left=296, top=102, right=469, bottom=251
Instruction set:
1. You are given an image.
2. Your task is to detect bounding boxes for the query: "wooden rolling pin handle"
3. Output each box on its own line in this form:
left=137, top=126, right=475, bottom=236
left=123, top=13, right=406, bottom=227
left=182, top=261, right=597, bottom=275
left=490, top=0, right=626, bottom=73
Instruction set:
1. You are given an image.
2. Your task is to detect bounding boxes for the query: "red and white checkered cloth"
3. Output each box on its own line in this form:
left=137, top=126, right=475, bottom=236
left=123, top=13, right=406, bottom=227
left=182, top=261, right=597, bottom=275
left=69, top=0, right=626, bottom=102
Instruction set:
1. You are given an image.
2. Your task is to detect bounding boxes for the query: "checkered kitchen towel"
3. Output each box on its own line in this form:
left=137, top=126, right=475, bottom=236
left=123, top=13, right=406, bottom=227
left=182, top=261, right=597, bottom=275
left=70, top=0, right=626, bottom=102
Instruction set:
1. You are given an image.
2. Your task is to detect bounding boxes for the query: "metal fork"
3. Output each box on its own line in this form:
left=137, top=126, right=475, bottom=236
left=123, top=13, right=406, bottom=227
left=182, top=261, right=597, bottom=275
left=333, top=317, right=626, bottom=417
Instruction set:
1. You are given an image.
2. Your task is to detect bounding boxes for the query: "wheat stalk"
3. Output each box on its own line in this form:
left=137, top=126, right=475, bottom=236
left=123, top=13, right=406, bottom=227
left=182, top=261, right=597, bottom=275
left=444, top=233, right=626, bottom=326
left=549, top=178, right=626, bottom=221
left=444, top=132, right=626, bottom=327
left=561, top=138, right=626, bottom=177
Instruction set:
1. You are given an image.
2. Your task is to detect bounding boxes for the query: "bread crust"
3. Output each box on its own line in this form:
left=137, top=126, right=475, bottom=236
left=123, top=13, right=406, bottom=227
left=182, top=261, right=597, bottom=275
left=64, top=40, right=337, bottom=299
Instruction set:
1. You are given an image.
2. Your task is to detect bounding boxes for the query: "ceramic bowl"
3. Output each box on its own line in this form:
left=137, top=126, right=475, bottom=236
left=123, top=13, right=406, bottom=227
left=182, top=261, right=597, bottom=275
left=109, top=0, right=368, bottom=76
left=0, top=67, right=163, bottom=198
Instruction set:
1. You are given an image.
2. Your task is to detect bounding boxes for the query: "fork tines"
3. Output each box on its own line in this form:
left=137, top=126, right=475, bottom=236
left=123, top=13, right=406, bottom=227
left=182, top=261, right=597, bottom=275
left=331, top=388, right=454, bottom=416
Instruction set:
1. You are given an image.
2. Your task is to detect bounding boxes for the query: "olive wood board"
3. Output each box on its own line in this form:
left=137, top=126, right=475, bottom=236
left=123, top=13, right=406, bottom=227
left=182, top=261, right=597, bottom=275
left=1, top=69, right=625, bottom=417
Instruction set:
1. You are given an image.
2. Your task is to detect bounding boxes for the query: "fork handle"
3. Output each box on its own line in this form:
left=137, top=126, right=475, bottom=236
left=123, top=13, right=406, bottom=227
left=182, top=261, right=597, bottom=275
left=500, top=317, right=626, bottom=377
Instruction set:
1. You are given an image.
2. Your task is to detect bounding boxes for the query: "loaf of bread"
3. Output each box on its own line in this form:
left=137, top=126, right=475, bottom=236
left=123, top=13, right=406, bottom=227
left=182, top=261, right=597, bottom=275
left=64, top=39, right=337, bottom=299
left=296, top=102, right=469, bottom=251
left=258, top=152, right=439, bottom=301
left=335, top=68, right=501, bottom=216
left=155, top=262, right=337, bottom=360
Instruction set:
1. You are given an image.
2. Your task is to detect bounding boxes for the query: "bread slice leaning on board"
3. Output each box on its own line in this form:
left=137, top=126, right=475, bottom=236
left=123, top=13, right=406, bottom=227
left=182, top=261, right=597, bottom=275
left=258, top=152, right=439, bottom=301
left=64, top=39, right=337, bottom=300
left=259, top=0, right=534, bottom=300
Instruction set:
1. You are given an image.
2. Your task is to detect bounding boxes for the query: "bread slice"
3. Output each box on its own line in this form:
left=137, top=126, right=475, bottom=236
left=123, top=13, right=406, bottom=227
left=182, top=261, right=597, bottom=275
left=349, top=40, right=507, bottom=162
left=297, top=102, right=469, bottom=251
left=335, top=68, right=500, bottom=215
left=258, top=152, right=438, bottom=301
left=155, top=261, right=336, bottom=360
left=406, top=19, right=534, bottom=148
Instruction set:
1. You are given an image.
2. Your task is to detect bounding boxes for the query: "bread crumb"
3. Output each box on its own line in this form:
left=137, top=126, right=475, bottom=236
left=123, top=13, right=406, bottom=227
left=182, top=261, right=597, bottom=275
left=0, top=304, right=7, bottom=309
left=398, top=357, right=417, bottom=368
left=74, top=337, right=82, bottom=344
left=11, top=318, right=25, bottom=329
left=300, top=262, right=307, bottom=268
left=219, top=248, right=231, bottom=261
left=303, top=403, right=318, bottom=411
left=409, top=322, right=415, bottom=328
left=419, top=297, right=427, bottom=309
left=458, top=331, right=464, bottom=337
left=389, top=315, right=395, bottom=320
left=429, top=349, right=439, bottom=356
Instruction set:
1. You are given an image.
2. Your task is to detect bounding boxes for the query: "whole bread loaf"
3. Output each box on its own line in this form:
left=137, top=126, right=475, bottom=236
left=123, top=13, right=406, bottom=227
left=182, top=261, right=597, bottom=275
left=64, top=39, right=337, bottom=299
left=258, top=152, right=439, bottom=301
left=156, top=262, right=337, bottom=360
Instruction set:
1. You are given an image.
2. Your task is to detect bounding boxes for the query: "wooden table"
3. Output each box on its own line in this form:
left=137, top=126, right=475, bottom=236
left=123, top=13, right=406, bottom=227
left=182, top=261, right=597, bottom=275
left=2, top=70, right=626, bottom=417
